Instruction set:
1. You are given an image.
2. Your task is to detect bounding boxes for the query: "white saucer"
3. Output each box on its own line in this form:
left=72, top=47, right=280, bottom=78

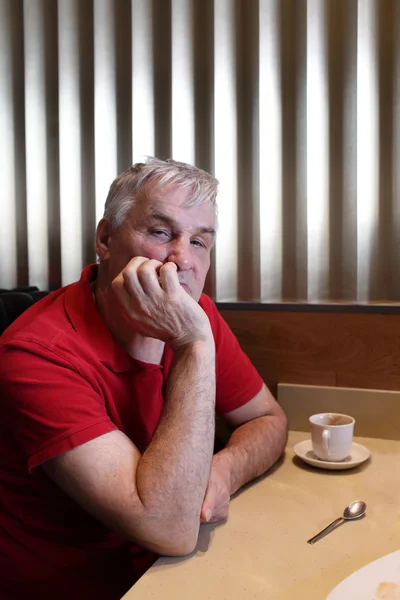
left=293, top=439, right=370, bottom=470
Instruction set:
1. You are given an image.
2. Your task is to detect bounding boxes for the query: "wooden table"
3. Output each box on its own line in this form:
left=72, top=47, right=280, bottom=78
left=122, top=431, right=400, bottom=599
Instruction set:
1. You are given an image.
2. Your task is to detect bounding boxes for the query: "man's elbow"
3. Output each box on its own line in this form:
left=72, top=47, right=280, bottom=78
left=282, top=409, right=289, bottom=435
left=160, top=518, right=200, bottom=556
left=279, top=410, right=289, bottom=452
left=276, top=404, right=288, bottom=437
left=161, top=534, right=198, bottom=557
left=130, top=516, right=200, bottom=557
left=267, top=407, right=288, bottom=458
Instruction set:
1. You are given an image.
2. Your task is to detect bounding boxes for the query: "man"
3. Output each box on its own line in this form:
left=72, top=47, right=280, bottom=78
left=0, top=158, right=287, bottom=599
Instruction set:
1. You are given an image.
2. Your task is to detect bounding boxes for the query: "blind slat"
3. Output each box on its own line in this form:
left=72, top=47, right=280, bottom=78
left=172, top=0, right=195, bottom=164
left=307, top=0, right=330, bottom=301
left=214, top=0, right=238, bottom=302
left=0, top=0, right=17, bottom=287
left=94, top=0, right=118, bottom=224
left=24, top=0, right=49, bottom=289
left=357, top=0, right=379, bottom=303
left=259, top=0, right=282, bottom=302
left=58, top=0, right=83, bottom=285
left=132, top=0, right=155, bottom=163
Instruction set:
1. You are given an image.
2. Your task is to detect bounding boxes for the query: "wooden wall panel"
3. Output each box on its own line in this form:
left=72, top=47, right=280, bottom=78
left=219, top=310, right=400, bottom=394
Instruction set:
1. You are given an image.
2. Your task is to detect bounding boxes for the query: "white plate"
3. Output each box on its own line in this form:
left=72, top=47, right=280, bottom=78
left=327, top=550, right=400, bottom=599
left=293, top=439, right=370, bottom=470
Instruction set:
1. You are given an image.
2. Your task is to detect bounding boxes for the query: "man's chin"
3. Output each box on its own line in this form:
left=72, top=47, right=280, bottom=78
left=179, top=282, right=191, bottom=294
left=179, top=282, right=201, bottom=301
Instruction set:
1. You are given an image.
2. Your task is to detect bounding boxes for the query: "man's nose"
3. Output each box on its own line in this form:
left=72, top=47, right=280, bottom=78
left=165, top=238, right=193, bottom=271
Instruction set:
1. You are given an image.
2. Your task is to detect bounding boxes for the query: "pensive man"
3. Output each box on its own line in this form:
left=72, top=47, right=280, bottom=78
left=0, top=158, right=288, bottom=599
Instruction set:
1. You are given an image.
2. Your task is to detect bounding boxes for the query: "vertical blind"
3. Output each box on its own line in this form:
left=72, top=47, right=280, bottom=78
left=1, top=0, right=400, bottom=303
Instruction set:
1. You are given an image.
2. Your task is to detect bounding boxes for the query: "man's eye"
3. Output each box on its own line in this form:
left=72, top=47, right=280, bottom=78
left=191, top=239, right=205, bottom=248
left=151, top=230, right=169, bottom=238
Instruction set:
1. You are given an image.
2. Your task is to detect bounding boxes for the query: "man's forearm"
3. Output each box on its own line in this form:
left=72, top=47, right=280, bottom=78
left=136, top=338, right=216, bottom=548
left=214, top=412, right=288, bottom=496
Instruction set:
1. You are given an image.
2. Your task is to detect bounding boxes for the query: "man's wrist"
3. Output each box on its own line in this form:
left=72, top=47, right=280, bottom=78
left=172, top=335, right=215, bottom=356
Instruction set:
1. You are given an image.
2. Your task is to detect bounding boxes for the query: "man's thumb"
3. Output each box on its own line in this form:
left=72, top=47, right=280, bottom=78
left=200, top=507, right=212, bottom=522
left=201, top=494, right=214, bottom=522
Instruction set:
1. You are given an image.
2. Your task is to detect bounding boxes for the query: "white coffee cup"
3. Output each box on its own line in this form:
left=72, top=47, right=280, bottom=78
left=309, top=413, right=355, bottom=462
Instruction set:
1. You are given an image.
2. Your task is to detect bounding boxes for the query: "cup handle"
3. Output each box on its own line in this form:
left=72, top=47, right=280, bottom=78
left=322, top=429, right=330, bottom=455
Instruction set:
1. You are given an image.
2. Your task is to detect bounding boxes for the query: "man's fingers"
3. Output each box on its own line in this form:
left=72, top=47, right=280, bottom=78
left=201, top=501, right=229, bottom=523
left=200, top=504, right=213, bottom=522
left=112, top=256, right=149, bottom=297
left=117, top=257, right=163, bottom=297
left=201, top=476, right=231, bottom=523
left=158, top=262, right=180, bottom=295
left=136, top=259, right=164, bottom=295
left=200, top=483, right=214, bottom=522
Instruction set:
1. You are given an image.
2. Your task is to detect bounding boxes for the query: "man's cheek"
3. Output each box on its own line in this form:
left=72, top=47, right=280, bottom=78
left=141, top=244, right=167, bottom=264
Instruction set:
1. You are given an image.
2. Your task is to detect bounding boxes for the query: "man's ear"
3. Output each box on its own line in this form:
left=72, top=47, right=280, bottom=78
left=95, top=218, right=112, bottom=260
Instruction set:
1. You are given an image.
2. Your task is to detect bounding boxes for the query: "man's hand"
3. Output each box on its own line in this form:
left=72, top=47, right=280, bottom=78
left=112, top=256, right=212, bottom=350
left=214, top=385, right=288, bottom=497
left=200, top=456, right=231, bottom=523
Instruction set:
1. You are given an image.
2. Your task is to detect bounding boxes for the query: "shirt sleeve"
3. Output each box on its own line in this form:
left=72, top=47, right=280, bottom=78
left=1, top=341, right=117, bottom=471
left=199, top=295, right=264, bottom=414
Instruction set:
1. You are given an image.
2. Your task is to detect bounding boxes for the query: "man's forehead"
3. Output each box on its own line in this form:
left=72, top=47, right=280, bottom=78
left=137, top=182, right=216, bottom=223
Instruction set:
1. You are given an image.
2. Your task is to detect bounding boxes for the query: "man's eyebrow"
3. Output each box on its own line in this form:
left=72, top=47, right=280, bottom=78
left=149, top=212, right=177, bottom=227
left=149, top=211, right=216, bottom=237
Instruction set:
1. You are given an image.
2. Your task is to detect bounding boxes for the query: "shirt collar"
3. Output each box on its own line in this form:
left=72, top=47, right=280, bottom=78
left=64, top=264, right=134, bottom=373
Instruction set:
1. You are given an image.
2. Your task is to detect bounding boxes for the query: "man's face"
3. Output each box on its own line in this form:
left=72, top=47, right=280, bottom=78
left=105, top=182, right=216, bottom=302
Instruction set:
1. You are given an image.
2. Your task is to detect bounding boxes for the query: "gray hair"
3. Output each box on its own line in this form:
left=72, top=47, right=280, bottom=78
left=103, top=157, right=219, bottom=230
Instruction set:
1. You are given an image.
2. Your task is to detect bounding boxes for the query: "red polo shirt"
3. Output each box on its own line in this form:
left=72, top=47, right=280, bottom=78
left=0, top=265, right=263, bottom=600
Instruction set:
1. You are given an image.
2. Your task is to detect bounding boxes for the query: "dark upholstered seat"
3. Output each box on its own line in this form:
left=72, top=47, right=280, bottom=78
left=0, top=289, right=49, bottom=335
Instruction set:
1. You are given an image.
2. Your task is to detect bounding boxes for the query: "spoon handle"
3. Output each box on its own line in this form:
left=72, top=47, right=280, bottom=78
left=307, top=517, right=344, bottom=545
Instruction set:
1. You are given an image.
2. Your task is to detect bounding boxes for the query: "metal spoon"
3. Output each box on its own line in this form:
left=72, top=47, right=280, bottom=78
left=307, top=500, right=367, bottom=545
